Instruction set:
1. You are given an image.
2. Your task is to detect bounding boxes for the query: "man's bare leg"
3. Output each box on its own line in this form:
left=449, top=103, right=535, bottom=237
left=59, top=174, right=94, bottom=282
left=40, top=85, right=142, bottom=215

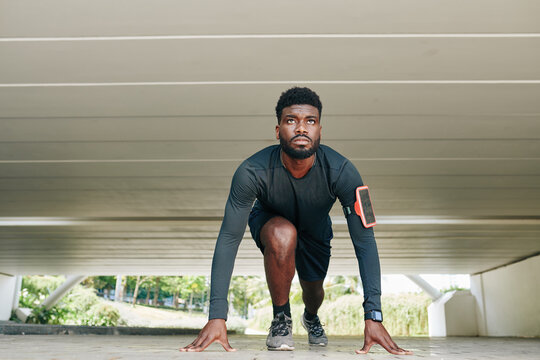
left=299, top=278, right=325, bottom=315
left=260, top=216, right=297, bottom=306
left=260, top=216, right=297, bottom=350
left=300, top=277, right=328, bottom=346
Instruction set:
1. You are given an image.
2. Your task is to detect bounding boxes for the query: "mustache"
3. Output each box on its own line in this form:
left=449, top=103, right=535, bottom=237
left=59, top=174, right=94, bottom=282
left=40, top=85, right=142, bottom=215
left=291, top=134, right=312, bottom=142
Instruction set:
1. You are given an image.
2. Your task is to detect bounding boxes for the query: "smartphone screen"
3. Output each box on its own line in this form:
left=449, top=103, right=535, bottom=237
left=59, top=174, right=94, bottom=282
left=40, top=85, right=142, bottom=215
left=355, top=186, right=376, bottom=227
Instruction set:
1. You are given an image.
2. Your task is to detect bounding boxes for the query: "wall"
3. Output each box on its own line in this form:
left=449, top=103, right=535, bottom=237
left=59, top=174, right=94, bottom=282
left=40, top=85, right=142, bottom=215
left=470, top=254, right=540, bottom=337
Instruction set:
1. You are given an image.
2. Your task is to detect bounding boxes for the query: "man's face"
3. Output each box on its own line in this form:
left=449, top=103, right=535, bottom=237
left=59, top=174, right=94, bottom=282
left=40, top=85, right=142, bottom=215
left=276, top=104, right=321, bottom=159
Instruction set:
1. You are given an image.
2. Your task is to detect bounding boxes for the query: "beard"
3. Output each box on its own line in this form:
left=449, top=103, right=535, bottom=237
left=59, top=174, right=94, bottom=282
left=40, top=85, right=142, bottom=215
left=279, top=134, right=320, bottom=159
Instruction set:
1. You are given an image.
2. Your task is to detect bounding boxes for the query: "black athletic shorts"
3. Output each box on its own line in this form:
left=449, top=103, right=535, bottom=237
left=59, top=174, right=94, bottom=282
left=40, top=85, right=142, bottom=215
left=248, top=206, right=332, bottom=282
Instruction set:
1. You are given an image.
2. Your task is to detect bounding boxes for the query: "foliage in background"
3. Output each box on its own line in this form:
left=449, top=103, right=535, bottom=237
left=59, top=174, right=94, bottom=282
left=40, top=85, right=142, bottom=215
left=20, top=275, right=432, bottom=334
left=87, top=275, right=210, bottom=310
left=161, top=276, right=207, bottom=311
left=19, top=276, right=63, bottom=309
left=379, top=293, right=430, bottom=336
left=248, top=293, right=430, bottom=336
left=441, top=285, right=468, bottom=293
left=229, top=276, right=270, bottom=318
left=82, top=276, right=116, bottom=292
left=20, top=276, right=122, bottom=326
left=243, top=275, right=430, bottom=336
left=227, top=275, right=362, bottom=317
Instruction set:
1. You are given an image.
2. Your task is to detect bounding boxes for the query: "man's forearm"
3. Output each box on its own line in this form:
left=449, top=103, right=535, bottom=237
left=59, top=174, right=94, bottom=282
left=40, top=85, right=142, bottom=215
left=207, top=191, right=253, bottom=320
left=346, top=212, right=382, bottom=312
left=208, top=237, right=240, bottom=320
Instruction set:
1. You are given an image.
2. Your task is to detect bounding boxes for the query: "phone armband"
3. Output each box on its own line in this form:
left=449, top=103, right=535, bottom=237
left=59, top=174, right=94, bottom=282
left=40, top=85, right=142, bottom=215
left=354, top=185, right=376, bottom=228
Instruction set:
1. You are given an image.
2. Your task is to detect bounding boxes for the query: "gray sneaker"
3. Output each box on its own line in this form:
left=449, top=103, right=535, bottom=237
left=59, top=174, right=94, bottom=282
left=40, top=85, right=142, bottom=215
left=266, top=312, right=294, bottom=351
left=301, top=313, right=328, bottom=346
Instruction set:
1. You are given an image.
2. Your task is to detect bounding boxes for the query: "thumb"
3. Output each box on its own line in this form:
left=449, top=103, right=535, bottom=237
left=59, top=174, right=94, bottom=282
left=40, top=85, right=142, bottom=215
left=218, top=339, right=237, bottom=352
left=355, top=342, right=373, bottom=354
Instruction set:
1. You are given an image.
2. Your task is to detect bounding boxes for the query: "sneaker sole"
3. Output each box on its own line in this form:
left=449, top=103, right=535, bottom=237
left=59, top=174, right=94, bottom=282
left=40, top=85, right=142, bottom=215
left=267, top=344, right=295, bottom=351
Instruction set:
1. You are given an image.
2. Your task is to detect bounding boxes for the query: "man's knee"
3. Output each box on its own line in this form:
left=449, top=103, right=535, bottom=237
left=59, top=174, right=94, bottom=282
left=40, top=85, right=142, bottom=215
left=261, top=217, right=297, bottom=258
left=300, top=278, right=325, bottom=294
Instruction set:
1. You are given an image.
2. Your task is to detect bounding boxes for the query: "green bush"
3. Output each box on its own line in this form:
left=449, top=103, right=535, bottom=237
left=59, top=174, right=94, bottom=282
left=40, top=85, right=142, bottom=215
left=19, top=276, right=63, bottom=309
left=248, top=293, right=430, bottom=336
left=20, top=276, right=122, bottom=326
left=26, top=306, right=68, bottom=325
left=380, top=293, right=430, bottom=336
left=77, top=302, right=122, bottom=326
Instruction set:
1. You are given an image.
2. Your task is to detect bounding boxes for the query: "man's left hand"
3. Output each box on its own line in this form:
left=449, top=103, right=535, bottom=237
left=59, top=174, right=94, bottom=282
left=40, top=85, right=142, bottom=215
left=356, top=319, right=413, bottom=355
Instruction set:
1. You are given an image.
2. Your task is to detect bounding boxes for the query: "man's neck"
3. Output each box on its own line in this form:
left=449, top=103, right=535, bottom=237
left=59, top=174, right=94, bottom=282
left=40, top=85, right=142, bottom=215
left=280, top=149, right=316, bottom=179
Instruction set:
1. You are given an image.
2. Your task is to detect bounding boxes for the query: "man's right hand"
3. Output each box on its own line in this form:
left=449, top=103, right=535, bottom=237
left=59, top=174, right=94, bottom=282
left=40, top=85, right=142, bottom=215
left=179, top=318, right=237, bottom=352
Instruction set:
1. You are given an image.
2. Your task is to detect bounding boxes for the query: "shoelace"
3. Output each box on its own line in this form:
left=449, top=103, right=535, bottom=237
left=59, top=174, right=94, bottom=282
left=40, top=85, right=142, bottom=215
left=306, top=317, right=325, bottom=337
left=270, top=314, right=291, bottom=336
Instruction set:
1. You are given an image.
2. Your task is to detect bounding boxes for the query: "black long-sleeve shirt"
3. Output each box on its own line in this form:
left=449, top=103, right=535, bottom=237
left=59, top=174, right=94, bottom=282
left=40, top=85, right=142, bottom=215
left=209, top=144, right=381, bottom=320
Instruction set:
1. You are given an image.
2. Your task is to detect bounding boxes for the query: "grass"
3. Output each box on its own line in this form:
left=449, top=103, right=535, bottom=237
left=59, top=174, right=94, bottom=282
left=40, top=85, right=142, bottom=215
left=248, top=293, right=430, bottom=336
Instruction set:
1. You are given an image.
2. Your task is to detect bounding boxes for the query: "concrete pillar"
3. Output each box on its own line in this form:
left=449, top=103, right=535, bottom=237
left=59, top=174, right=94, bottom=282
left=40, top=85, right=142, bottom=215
left=427, top=290, right=478, bottom=336
left=405, top=275, right=442, bottom=300
left=14, top=275, right=86, bottom=322
left=12, top=275, right=22, bottom=311
left=406, top=274, right=477, bottom=336
left=115, top=275, right=124, bottom=302
left=0, top=274, right=17, bottom=321
left=470, top=254, right=540, bottom=337
left=41, top=275, right=86, bottom=310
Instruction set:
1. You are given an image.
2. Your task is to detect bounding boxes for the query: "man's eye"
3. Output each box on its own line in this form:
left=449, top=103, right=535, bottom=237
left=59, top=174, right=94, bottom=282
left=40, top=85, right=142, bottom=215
left=287, top=119, right=295, bottom=124
left=307, top=120, right=315, bottom=124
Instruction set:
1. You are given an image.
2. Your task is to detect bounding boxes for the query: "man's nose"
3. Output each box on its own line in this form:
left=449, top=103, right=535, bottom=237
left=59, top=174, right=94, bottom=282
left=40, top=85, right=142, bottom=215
left=295, top=121, right=307, bottom=133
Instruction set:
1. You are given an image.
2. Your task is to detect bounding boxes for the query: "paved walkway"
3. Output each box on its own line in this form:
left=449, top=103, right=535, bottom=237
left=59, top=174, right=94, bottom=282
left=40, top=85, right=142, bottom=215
left=0, top=335, right=539, bottom=359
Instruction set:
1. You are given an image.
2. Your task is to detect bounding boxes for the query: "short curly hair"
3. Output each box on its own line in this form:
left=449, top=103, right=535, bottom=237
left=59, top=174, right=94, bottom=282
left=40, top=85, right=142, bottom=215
left=275, top=87, right=322, bottom=123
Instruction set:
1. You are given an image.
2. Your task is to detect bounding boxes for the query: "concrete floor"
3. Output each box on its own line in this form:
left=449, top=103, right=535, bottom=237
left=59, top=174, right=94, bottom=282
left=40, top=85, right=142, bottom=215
left=0, top=335, right=539, bottom=360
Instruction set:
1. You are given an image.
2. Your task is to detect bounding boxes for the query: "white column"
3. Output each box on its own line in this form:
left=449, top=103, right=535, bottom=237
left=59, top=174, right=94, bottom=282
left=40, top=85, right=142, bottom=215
left=406, top=274, right=477, bottom=336
left=0, top=274, right=17, bottom=320
left=41, top=275, right=86, bottom=310
left=470, top=273, right=488, bottom=335
left=427, top=290, right=478, bottom=336
left=405, top=274, right=442, bottom=300
left=114, top=275, right=123, bottom=302
left=12, top=275, right=22, bottom=311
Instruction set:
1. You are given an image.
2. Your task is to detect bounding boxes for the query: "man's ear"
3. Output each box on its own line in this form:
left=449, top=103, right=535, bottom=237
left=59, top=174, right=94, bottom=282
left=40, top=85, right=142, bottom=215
left=275, top=125, right=280, bottom=140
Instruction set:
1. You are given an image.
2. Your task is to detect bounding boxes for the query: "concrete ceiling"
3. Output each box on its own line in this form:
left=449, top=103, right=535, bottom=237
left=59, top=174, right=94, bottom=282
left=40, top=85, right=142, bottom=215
left=1, top=0, right=539, bottom=276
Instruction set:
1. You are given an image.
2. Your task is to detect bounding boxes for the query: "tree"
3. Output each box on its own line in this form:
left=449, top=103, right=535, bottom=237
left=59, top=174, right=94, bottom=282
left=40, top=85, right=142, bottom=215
left=84, top=276, right=116, bottom=299
left=131, top=276, right=151, bottom=306
left=230, top=276, right=248, bottom=318
left=139, top=276, right=156, bottom=305
left=181, top=276, right=206, bottom=313
left=161, top=276, right=185, bottom=309
left=230, top=276, right=270, bottom=318
left=153, top=277, right=161, bottom=306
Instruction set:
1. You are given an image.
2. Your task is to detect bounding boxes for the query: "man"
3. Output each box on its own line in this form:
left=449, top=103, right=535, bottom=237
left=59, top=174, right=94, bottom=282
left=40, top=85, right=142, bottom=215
left=180, top=87, right=412, bottom=355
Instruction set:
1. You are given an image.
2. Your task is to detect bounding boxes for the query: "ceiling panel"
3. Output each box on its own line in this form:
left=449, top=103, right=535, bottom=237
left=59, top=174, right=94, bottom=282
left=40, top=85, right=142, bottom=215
left=1, top=175, right=540, bottom=191
left=1, top=222, right=538, bottom=275
left=1, top=139, right=538, bottom=160
left=1, top=0, right=539, bottom=37
left=1, top=159, right=538, bottom=177
left=1, top=84, right=539, bottom=118
left=2, top=116, right=539, bottom=142
left=2, top=38, right=539, bottom=83
left=0, top=0, right=539, bottom=276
